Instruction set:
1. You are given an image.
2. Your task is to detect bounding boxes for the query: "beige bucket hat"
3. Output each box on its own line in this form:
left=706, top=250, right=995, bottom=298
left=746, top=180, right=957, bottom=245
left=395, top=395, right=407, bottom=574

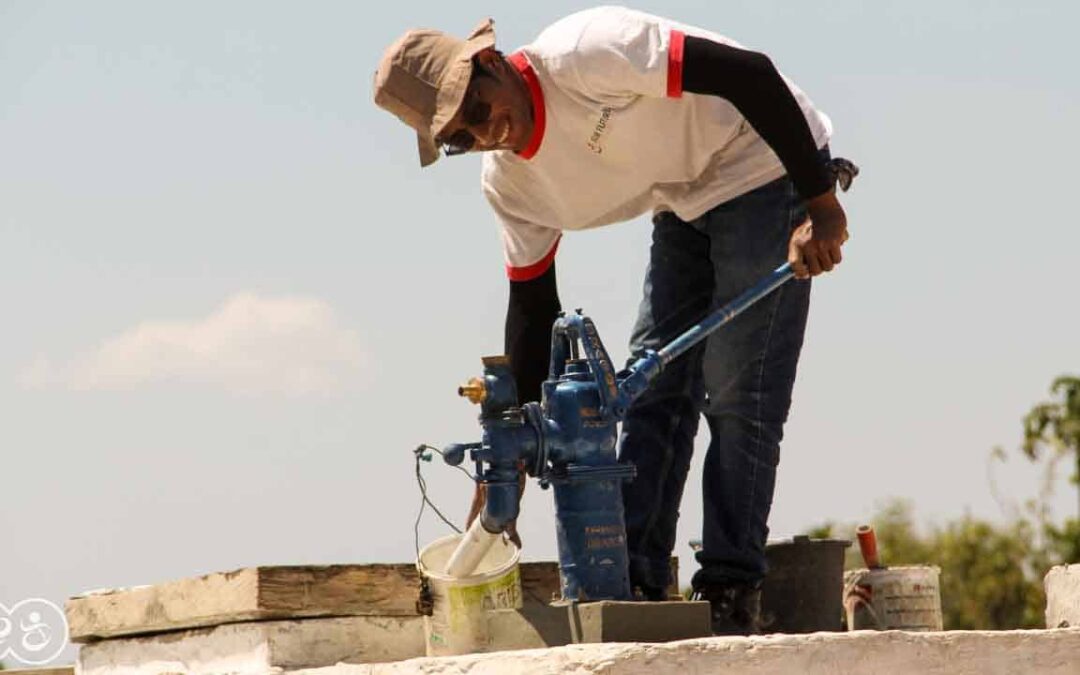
left=373, top=19, right=496, bottom=167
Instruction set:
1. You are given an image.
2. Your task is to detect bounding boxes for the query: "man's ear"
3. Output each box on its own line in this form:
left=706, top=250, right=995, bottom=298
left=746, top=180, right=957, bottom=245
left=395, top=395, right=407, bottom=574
left=474, top=47, right=505, bottom=71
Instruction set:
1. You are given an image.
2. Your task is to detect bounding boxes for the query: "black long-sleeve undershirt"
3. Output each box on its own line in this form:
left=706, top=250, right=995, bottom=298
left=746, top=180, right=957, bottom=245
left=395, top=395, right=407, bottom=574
left=505, top=261, right=561, bottom=404
left=505, top=38, right=831, bottom=401
left=682, top=35, right=832, bottom=200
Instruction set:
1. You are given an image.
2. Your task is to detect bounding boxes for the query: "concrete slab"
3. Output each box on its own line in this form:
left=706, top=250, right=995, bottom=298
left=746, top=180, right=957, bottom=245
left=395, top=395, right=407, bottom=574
left=1045, top=564, right=1080, bottom=628
left=75, top=616, right=425, bottom=675
left=486, top=601, right=711, bottom=650
left=284, top=628, right=1080, bottom=675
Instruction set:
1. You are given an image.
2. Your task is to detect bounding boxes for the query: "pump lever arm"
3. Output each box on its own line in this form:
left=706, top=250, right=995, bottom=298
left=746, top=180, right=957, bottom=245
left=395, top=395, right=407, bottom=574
left=613, top=262, right=796, bottom=417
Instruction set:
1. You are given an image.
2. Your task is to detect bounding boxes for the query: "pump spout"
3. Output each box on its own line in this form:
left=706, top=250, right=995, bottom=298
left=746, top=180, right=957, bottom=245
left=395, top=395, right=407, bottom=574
left=444, top=479, right=522, bottom=578
left=478, top=479, right=521, bottom=534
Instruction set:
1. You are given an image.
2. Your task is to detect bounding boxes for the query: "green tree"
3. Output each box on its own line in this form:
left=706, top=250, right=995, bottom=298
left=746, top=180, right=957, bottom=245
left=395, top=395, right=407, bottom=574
left=932, top=515, right=1046, bottom=628
left=1043, top=517, right=1080, bottom=565
left=1021, top=375, right=1080, bottom=520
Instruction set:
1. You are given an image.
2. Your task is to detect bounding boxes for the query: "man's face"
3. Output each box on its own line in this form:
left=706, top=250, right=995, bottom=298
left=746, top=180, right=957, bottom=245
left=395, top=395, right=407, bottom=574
left=437, top=48, right=534, bottom=156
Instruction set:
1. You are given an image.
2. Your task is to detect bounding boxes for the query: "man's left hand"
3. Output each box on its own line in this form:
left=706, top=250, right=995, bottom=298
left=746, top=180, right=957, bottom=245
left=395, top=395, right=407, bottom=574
left=788, top=191, right=849, bottom=279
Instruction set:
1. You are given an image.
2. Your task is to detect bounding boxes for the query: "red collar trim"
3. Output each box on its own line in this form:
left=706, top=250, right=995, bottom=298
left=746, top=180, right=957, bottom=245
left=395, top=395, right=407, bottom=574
left=508, top=52, right=545, bottom=160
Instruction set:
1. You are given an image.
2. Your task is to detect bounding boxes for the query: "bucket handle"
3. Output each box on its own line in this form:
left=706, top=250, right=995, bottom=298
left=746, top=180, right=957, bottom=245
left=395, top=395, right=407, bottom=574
left=415, top=572, right=434, bottom=616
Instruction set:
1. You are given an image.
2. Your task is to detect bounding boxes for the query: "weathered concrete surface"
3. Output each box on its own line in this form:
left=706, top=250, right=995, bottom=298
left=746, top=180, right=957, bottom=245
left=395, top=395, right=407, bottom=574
left=75, top=616, right=425, bottom=675
left=1045, top=564, right=1080, bottom=628
left=287, top=629, right=1080, bottom=675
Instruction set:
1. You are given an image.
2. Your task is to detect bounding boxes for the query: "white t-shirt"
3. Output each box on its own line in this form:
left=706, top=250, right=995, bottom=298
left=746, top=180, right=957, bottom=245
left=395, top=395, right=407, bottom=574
left=480, top=6, right=832, bottom=280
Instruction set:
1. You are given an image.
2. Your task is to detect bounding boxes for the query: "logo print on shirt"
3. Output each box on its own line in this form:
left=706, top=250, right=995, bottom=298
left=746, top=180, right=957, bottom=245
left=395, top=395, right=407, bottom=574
left=586, top=107, right=614, bottom=154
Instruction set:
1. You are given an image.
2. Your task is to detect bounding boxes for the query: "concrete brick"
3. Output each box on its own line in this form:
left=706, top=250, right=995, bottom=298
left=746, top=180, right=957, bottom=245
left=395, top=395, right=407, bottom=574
left=1045, top=564, right=1080, bottom=628
left=565, top=601, right=711, bottom=643
left=485, top=601, right=711, bottom=651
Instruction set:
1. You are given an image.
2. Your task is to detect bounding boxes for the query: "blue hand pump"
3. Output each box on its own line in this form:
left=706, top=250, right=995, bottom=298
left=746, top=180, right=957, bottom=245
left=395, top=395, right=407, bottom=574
left=443, top=262, right=796, bottom=601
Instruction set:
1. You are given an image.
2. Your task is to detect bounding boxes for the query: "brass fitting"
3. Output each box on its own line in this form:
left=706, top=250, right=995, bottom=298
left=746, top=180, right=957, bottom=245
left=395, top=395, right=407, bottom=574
left=458, top=377, right=487, bottom=404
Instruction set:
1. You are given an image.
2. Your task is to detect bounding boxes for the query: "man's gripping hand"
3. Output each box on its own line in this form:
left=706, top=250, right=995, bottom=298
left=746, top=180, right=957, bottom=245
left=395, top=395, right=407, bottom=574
left=788, top=190, right=849, bottom=279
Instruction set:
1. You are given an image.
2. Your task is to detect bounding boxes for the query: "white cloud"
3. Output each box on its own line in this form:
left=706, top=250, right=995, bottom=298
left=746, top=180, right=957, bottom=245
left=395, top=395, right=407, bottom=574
left=21, top=292, right=367, bottom=396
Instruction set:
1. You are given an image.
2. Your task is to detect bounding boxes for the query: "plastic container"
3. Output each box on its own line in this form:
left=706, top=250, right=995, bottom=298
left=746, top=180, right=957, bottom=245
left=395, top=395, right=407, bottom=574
left=417, top=532, right=523, bottom=656
left=761, top=535, right=851, bottom=633
left=844, top=565, right=943, bottom=631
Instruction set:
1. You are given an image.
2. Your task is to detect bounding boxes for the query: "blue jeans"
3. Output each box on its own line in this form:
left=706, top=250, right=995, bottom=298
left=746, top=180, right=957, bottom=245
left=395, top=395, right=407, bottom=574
left=618, top=169, right=814, bottom=592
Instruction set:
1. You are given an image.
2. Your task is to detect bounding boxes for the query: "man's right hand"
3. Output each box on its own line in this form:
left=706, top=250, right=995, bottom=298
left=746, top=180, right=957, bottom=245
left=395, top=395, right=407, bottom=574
left=788, top=190, right=849, bottom=279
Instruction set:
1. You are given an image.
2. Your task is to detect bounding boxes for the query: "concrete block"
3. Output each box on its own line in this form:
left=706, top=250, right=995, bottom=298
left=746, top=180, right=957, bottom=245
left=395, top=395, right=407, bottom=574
left=485, top=604, right=571, bottom=650
left=485, top=601, right=711, bottom=651
left=75, top=616, right=425, bottom=675
left=1045, top=564, right=1080, bottom=628
left=566, top=600, right=712, bottom=643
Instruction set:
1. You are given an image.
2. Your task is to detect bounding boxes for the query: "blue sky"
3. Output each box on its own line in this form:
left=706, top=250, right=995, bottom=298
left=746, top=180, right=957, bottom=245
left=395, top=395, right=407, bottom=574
left=2, top=0, right=1078, bottom=664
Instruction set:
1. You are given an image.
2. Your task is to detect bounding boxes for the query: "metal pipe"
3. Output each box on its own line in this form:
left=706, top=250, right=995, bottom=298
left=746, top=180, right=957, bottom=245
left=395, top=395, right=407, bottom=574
left=658, top=262, right=794, bottom=366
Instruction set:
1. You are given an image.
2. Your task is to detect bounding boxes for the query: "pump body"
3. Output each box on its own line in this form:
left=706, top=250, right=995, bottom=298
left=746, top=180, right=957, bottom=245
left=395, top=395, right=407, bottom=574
left=444, top=314, right=651, bottom=600
left=444, top=263, right=796, bottom=601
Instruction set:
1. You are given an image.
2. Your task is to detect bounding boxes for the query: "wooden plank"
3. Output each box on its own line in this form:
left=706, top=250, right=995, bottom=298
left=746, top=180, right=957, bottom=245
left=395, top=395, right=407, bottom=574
left=66, top=567, right=261, bottom=643
left=66, top=558, right=681, bottom=643
left=66, top=563, right=558, bottom=643
left=519, top=562, right=561, bottom=605
left=256, top=565, right=422, bottom=617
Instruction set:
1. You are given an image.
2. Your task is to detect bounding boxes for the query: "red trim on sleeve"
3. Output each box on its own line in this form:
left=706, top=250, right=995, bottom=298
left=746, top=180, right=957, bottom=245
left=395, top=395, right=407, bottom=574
left=508, top=52, right=546, bottom=160
left=667, top=30, right=685, bottom=98
left=506, top=236, right=560, bottom=281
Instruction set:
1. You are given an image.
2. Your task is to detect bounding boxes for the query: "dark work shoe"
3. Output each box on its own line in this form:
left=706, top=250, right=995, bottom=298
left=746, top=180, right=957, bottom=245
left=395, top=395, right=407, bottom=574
left=691, top=581, right=763, bottom=635
left=628, top=557, right=671, bottom=602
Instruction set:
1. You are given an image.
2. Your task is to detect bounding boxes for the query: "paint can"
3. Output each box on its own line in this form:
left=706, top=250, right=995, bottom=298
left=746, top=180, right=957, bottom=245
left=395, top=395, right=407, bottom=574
left=417, top=532, right=523, bottom=656
left=844, top=565, right=943, bottom=631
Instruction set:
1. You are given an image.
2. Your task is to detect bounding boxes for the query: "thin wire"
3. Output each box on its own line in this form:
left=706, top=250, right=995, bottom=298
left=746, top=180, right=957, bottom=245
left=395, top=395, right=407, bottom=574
left=413, top=444, right=474, bottom=560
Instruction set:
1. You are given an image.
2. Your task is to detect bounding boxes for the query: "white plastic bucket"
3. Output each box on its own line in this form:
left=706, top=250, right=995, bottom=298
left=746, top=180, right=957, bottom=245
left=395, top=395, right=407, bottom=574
left=417, top=532, right=523, bottom=656
left=844, top=565, right=943, bottom=631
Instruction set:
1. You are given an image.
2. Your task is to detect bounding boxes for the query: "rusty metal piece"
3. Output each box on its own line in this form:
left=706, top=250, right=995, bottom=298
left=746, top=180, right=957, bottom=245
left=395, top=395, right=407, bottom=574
left=458, top=377, right=487, bottom=404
